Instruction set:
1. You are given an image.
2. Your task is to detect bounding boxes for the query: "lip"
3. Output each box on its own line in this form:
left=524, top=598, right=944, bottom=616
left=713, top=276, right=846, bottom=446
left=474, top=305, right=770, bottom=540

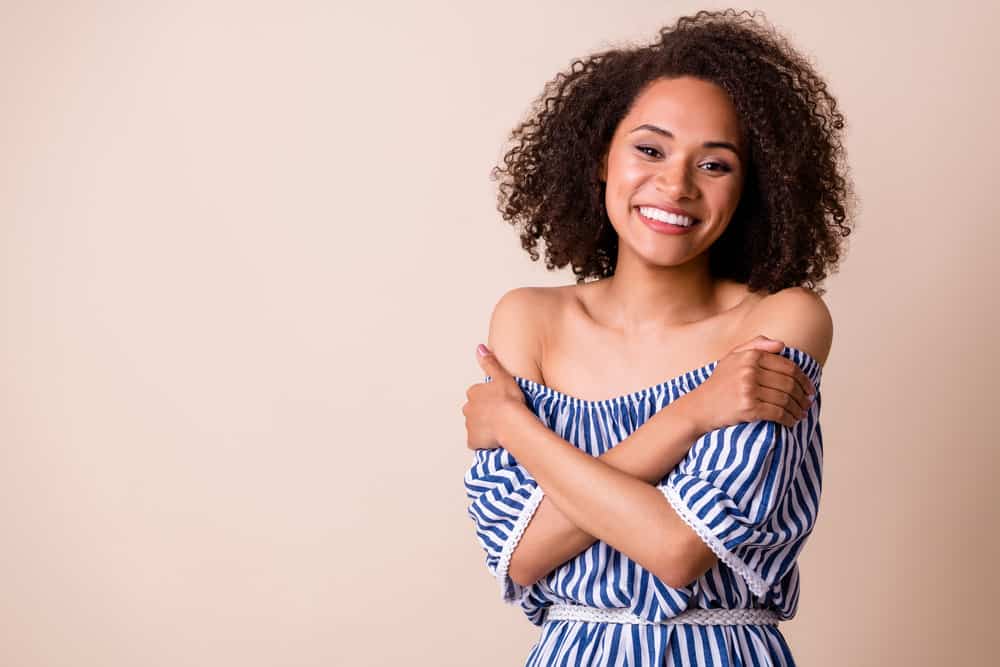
left=636, top=206, right=701, bottom=235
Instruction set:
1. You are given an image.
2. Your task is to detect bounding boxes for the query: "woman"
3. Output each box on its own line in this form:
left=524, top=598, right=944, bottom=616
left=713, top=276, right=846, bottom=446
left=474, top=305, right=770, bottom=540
left=462, top=9, right=855, bottom=666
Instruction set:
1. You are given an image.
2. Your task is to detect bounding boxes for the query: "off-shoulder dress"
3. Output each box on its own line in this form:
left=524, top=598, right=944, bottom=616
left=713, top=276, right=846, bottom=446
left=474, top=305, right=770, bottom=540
left=464, top=346, right=824, bottom=666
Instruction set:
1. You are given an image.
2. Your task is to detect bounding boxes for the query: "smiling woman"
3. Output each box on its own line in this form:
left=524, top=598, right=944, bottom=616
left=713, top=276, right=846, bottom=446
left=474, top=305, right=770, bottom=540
left=490, top=11, right=855, bottom=293
left=462, top=8, right=855, bottom=667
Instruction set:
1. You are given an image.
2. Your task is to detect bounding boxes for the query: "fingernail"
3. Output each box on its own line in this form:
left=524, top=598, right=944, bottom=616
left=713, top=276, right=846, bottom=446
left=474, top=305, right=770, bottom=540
left=477, top=344, right=490, bottom=357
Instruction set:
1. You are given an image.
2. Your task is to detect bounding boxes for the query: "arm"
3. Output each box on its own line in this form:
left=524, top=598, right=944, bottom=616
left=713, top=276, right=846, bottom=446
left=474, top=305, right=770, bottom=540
left=496, top=342, right=826, bottom=593
left=658, top=344, right=826, bottom=595
left=479, top=288, right=709, bottom=588
left=507, top=391, right=705, bottom=587
left=495, top=399, right=702, bottom=589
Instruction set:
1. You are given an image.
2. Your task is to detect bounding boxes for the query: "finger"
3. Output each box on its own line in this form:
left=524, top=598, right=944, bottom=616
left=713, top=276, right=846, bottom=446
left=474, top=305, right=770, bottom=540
left=476, top=344, right=497, bottom=376
left=755, top=389, right=806, bottom=426
left=731, top=334, right=784, bottom=355
left=476, top=344, right=511, bottom=380
left=756, top=367, right=810, bottom=412
left=476, top=349, right=498, bottom=378
left=758, top=353, right=815, bottom=398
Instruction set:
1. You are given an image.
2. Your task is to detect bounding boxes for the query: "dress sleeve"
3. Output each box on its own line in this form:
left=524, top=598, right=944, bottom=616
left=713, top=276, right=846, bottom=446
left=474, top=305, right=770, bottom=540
left=657, top=347, right=824, bottom=598
left=463, top=374, right=546, bottom=604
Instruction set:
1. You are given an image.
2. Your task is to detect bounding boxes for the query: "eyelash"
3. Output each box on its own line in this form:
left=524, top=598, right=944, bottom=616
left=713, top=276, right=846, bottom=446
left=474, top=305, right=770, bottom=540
left=635, top=145, right=733, bottom=173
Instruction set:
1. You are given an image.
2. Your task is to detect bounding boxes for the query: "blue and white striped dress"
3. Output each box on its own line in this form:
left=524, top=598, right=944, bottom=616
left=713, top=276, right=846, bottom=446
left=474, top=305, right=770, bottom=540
left=464, top=346, right=823, bottom=666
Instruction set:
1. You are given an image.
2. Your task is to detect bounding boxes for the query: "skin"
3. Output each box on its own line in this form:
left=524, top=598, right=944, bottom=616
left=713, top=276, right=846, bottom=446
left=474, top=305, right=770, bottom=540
left=466, top=75, right=833, bottom=590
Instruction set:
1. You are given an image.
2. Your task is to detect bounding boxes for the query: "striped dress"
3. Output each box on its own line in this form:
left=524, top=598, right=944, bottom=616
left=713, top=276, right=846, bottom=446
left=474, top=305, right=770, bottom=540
left=464, top=346, right=824, bottom=666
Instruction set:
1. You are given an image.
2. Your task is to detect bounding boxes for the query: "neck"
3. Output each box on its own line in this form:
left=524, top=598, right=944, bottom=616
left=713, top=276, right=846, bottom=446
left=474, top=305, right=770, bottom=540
left=595, top=253, right=729, bottom=336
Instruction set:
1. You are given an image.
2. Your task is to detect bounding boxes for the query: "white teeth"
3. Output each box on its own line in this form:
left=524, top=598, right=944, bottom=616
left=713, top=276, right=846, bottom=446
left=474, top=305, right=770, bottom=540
left=638, top=206, right=696, bottom=227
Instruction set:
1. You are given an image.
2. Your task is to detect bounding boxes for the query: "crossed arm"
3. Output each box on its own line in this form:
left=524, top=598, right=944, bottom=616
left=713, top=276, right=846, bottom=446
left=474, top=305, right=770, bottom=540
left=495, top=394, right=718, bottom=589
left=485, top=286, right=833, bottom=591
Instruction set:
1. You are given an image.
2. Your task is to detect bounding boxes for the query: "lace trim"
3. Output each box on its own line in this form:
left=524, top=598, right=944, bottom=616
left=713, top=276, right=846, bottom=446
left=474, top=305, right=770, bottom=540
left=496, top=484, right=546, bottom=603
left=659, top=484, right=769, bottom=598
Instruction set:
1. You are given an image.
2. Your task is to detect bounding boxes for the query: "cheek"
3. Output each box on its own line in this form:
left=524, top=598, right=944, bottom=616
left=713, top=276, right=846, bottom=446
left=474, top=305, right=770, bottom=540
left=706, top=181, right=742, bottom=212
left=608, top=162, right=647, bottom=202
left=723, top=174, right=744, bottom=203
left=615, top=158, right=648, bottom=183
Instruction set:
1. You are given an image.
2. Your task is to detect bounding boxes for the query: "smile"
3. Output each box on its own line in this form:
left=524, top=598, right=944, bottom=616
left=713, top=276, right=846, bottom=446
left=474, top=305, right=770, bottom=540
left=636, top=206, right=702, bottom=235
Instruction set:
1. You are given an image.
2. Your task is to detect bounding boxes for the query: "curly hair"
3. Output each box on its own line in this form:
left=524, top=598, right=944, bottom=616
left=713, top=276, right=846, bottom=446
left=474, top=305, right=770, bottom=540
left=489, top=8, right=857, bottom=295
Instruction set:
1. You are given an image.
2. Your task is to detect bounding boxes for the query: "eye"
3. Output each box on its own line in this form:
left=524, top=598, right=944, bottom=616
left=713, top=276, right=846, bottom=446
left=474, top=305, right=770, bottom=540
left=701, top=161, right=733, bottom=173
left=635, top=145, right=662, bottom=158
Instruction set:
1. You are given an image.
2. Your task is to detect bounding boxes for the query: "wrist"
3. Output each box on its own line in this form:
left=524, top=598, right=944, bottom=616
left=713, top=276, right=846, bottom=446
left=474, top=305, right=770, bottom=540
left=495, top=399, right=533, bottom=447
left=670, top=392, right=708, bottom=439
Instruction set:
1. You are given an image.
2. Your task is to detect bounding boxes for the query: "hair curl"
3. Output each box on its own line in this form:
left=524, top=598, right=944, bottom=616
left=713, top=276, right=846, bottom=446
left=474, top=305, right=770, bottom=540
left=490, top=8, right=857, bottom=295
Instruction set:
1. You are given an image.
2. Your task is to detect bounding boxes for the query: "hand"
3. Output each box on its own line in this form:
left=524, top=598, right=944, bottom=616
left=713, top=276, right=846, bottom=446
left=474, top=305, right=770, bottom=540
left=680, top=335, right=817, bottom=433
left=462, top=344, right=528, bottom=450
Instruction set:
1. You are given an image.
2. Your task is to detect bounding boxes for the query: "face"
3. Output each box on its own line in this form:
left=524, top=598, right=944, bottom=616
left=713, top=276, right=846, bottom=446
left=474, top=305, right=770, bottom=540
left=599, top=76, right=746, bottom=269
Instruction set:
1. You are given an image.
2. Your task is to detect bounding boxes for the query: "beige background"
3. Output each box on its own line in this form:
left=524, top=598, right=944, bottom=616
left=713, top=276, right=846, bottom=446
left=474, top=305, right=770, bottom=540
left=1, top=1, right=996, bottom=665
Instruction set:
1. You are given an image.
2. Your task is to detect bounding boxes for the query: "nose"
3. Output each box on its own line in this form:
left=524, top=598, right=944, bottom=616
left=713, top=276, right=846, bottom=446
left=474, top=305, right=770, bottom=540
left=653, top=159, right=696, bottom=200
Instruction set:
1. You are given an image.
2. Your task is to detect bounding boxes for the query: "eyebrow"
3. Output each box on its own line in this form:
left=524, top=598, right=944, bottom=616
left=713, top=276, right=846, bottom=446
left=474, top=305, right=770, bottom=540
left=629, top=123, right=742, bottom=157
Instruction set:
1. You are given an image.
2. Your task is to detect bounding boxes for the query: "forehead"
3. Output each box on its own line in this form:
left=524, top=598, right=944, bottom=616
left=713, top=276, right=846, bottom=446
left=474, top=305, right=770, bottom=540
left=622, top=76, right=743, bottom=146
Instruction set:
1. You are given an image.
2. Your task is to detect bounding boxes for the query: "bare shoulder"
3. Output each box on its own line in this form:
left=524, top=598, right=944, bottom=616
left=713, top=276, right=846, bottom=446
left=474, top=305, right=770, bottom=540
left=485, top=286, right=558, bottom=383
left=742, top=286, right=834, bottom=367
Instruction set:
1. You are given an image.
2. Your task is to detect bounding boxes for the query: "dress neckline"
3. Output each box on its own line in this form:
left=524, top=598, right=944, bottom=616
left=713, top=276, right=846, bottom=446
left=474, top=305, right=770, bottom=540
left=510, top=345, right=821, bottom=408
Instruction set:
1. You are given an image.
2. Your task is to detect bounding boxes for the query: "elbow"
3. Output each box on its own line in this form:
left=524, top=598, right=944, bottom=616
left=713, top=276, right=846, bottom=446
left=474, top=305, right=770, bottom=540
left=653, top=562, right=691, bottom=590
left=507, top=555, right=538, bottom=589
left=509, top=570, right=535, bottom=589
left=652, top=540, right=707, bottom=590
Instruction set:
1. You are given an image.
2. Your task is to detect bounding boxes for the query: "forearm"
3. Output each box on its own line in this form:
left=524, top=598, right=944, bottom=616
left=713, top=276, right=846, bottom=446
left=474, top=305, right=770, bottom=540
left=506, top=392, right=703, bottom=587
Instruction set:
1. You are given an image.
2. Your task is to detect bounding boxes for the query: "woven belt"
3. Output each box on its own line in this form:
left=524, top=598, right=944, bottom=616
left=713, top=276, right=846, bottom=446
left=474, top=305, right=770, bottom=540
left=544, top=603, right=780, bottom=626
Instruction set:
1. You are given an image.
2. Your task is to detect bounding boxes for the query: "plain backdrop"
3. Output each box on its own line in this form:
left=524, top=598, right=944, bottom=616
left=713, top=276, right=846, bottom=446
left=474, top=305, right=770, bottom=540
left=1, top=1, right=996, bottom=665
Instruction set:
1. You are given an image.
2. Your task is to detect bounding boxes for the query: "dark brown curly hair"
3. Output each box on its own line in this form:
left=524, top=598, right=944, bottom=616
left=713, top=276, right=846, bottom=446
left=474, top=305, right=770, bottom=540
left=489, top=8, right=857, bottom=295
